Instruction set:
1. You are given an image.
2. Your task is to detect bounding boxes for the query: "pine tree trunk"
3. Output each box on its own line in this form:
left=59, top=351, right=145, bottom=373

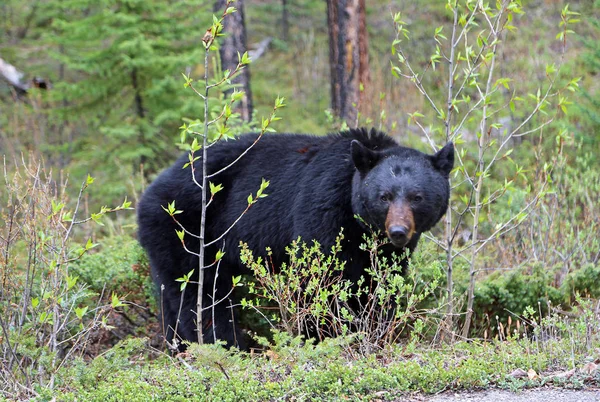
left=357, top=0, right=370, bottom=113
left=131, top=67, right=147, bottom=167
left=326, top=0, right=343, bottom=120
left=326, top=0, right=370, bottom=126
left=215, top=0, right=253, bottom=122
left=282, top=0, right=289, bottom=42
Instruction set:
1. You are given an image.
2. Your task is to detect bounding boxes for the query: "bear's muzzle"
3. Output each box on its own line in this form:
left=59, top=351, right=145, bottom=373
left=385, top=202, right=415, bottom=248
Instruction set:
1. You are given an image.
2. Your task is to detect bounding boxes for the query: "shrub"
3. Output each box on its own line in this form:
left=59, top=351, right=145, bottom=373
left=0, top=156, right=129, bottom=399
left=72, top=235, right=155, bottom=310
left=240, top=231, right=446, bottom=353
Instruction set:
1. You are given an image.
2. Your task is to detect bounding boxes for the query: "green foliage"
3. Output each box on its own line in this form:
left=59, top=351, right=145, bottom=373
left=470, top=263, right=563, bottom=331
left=160, top=2, right=285, bottom=349
left=71, top=234, right=155, bottom=309
left=241, top=231, right=445, bottom=352
left=48, top=0, right=203, bottom=160
left=0, top=157, right=129, bottom=398
left=389, top=0, right=591, bottom=339
left=561, top=264, right=600, bottom=303
left=52, top=324, right=600, bottom=400
left=452, top=145, right=600, bottom=338
left=240, top=233, right=352, bottom=339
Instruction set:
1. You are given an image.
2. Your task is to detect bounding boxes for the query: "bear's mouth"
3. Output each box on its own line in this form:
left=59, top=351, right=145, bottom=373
left=388, top=235, right=410, bottom=248
left=386, top=228, right=412, bottom=248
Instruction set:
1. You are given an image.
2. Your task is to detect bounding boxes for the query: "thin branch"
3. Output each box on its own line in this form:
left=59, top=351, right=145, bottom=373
left=206, top=132, right=264, bottom=179
left=205, top=202, right=251, bottom=247
left=171, top=216, right=201, bottom=239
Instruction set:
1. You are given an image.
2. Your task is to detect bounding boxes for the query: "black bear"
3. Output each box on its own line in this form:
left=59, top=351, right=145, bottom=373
left=137, top=128, right=453, bottom=350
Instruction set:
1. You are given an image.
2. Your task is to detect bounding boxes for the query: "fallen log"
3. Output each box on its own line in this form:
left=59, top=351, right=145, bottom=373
left=0, top=57, right=49, bottom=94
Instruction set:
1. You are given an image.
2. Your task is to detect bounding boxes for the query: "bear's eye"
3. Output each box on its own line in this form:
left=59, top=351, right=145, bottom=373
left=380, top=194, right=391, bottom=203
left=412, top=194, right=424, bottom=203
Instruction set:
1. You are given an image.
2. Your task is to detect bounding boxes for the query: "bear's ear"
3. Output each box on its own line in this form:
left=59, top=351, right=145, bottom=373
left=431, top=142, right=454, bottom=178
left=351, top=140, right=381, bottom=174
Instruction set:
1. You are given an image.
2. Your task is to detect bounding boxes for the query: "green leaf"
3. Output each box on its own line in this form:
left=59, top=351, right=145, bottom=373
left=91, top=213, right=104, bottom=226
left=39, top=311, right=51, bottom=325
left=121, top=197, right=132, bottom=209
left=75, top=306, right=88, bottom=320
left=231, top=90, right=245, bottom=102
left=232, top=275, right=242, bottom=287
left=111, top=293, right=125, bottom=308
left=210, top=182, right=224, bottom=195
left=85, top=238, right=97, bottom=251
left=176, top=269, right=194, bottom=291
left=275, top=96, right=286, bottom=108
left=51, top=200, right=65, bottom=216
left=62, top=211, right=73, bottom=222
left=162, top=201, right=183, bottom=216
left=240, top=51, right=251, bottom=65
left=260, top=178, right=270, bottom=191
left=191, top=138, right=201, bottom=153
left=67, top=275, right=78, bottom=290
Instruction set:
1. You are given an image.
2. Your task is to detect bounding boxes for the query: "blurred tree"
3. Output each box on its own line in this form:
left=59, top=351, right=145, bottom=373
left=48, top=0, right=204, bottom=193
left=326, top=0, right=370, bottom=126
left=215, top=0, right=253, bottom=122
left=0, top=0, right=42, bottom=45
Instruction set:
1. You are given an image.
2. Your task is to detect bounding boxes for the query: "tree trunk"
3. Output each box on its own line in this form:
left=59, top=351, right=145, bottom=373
left=131, top=67, right=147, bottom=167
left=326, top=0, right=370, bottom=126
left=357, top=0, right=370, bottom=113
left=327, top=0, right=343, bottom=120
left=215, top=0, right=253, bottom=122
left=282, top=0, right=289, bottom=42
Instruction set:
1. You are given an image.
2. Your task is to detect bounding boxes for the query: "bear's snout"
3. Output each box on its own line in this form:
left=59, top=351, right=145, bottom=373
left=388, top=225, right=410, bottom=246
left=385, top=202, right=415, bottom=248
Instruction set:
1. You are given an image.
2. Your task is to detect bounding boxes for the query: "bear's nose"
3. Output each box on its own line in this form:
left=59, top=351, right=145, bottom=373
left=388, top=225, right=409, bottom=246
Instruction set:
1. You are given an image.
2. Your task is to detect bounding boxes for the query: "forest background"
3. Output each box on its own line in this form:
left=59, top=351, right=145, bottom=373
left=1, top=0, right=599, bottom=400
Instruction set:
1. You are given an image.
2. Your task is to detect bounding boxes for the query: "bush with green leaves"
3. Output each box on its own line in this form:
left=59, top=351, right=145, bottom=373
left=71, top=234, right=154, bottom=309
left=468, top=263, right=562, bottom=334
left=240, top=231, right=446, bottom=352
left=0, top=157, right=130, bottom=399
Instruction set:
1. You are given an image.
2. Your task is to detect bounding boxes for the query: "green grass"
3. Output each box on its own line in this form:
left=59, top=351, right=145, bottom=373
left=43, top=333, right=598, bottom=402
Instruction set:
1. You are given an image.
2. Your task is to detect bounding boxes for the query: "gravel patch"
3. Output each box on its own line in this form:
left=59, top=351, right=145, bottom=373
left=425, top=388, right=600, bottom=402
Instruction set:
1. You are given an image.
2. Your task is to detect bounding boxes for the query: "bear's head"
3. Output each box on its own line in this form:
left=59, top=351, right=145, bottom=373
left=350, top=140, right=454, bottom=249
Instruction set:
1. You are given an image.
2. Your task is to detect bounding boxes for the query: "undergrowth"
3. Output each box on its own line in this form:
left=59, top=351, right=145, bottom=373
left=47, top=313, right=599, bottom=402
